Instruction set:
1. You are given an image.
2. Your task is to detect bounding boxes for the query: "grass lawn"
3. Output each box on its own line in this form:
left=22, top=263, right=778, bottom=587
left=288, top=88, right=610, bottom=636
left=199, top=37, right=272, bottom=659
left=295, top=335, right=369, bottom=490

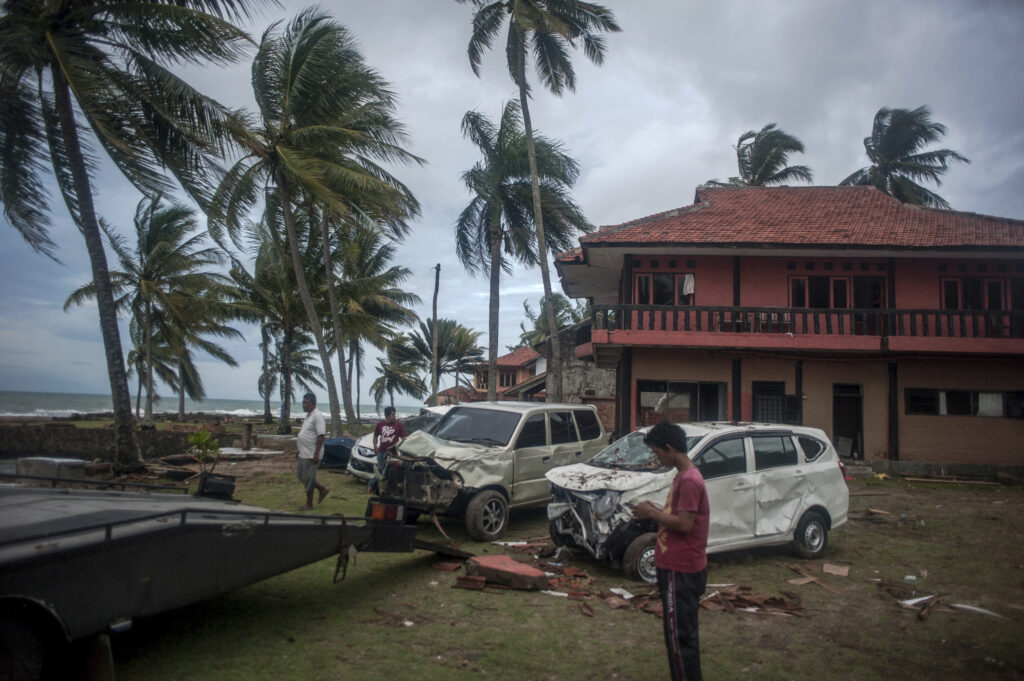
left=110, top=465, right=1024, bottom=681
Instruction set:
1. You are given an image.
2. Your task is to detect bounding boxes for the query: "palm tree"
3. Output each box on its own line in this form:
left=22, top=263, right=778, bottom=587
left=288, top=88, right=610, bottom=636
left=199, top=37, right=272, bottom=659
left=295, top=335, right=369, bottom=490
left=210, top=9, right=421, bottom=429
left=65, top=195, right=234, bottom=425
left=458, top=0, right=620, bottom=402
left=329, top=220, right=421, bottom=414
left=707, top=123, right=813, bottom=187
left=458, top=100, right=591, bottom=401
left=230, top=221, right=320, bottom=434
left=371, top=335, right=427, bottom=411
left=0, top=0, right=261, bottom=466
left=517, top=293, right=588, bottom=347
left=840, top=106, right=969, bottom=209
left=448, top=325, right=485, bottom=404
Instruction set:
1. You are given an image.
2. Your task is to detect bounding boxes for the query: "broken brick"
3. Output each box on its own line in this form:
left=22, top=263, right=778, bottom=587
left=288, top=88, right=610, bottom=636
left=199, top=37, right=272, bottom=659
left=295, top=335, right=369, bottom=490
left=466, top=555, right=550, bottom=590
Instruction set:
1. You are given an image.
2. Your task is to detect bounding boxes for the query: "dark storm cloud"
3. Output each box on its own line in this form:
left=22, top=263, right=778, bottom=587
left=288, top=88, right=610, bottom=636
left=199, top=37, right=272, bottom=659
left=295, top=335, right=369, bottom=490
left=2, top=0, right=1021, bottom=400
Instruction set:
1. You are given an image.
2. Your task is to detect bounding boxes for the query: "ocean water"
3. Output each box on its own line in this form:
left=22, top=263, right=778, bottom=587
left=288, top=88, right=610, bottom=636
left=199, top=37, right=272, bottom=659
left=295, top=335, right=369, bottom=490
left=0, top=391, right=422, bottom=421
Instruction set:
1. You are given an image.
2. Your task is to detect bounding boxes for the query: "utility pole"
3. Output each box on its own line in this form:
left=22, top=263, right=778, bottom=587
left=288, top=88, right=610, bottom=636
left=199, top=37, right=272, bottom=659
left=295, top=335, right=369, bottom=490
left=431, top=263, right=440, bottom=405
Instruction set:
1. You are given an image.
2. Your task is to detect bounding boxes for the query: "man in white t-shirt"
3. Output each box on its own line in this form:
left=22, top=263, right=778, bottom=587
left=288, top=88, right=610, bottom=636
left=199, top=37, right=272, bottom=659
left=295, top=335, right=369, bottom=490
left=295, top=392, right=329, bottom=511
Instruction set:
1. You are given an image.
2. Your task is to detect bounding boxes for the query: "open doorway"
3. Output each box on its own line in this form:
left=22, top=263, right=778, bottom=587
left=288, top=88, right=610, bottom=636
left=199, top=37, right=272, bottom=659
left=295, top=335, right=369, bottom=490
left=833, top=384, right=863, bottom=459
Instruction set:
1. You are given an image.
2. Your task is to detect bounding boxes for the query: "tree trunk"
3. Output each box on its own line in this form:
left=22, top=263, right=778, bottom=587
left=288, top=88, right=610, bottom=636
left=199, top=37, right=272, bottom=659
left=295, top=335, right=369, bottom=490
left=431, top=263, right=440, bottom=405
left=354, top=341, right=362, bottom=422
left=349, top=339, right=361, bottom=423
left=177, top=358, right=186, bottom=421
left=144, top=300, right=154, bottom=424
left=277, top=181, right=340, bottom=440
left=51, top=67, right=141, bottom=467
left=135, top=368, right=142, bottom=420
left=487, top=207, right=502, bottom=403
left=279, top=328, right=293, bottom=434
left=318, top=211, right=344, bottom=435
left=518, top=85, right=562, bottom=402
left=261, top=326, right=273, bottom=424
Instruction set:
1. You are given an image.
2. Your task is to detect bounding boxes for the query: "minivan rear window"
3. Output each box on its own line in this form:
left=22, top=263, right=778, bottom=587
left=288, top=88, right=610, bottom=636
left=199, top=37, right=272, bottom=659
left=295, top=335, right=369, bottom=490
left=575, top=410, right=602, bottom=441
left=753, top=435, right=799, bottom=470
left=550, top=411, right=578, bottom=444
left=798, top=436, right=826, bottom=462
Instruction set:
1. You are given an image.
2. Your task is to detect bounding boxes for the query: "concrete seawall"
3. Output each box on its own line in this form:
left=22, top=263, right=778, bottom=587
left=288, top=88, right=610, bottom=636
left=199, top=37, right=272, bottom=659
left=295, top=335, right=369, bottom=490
left=0, top=423, right=241, bottom=462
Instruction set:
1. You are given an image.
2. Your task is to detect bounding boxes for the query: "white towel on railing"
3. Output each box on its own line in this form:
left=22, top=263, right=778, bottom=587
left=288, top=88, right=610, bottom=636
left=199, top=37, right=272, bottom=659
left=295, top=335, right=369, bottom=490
left=681, top=273, right=695, bottom=296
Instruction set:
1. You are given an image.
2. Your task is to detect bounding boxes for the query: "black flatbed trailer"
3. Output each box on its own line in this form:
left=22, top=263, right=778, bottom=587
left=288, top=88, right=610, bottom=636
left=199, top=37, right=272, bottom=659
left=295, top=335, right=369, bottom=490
left=0, top=481, right=469, bottom=680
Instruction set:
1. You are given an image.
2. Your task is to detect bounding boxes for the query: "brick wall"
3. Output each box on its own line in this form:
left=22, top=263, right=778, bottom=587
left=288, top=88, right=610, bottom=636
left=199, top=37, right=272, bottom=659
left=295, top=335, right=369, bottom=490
left=897, top=359, right=1024, bottom=466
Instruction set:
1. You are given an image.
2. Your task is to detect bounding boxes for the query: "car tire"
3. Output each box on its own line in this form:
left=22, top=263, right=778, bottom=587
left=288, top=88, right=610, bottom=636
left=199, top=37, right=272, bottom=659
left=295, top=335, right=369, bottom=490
left=465, top=490, right=508, bottom=541
left=792, top=510, right=829, bottom=559
left=0, top=607, right=45, bottom=681
left=623, top=532, right=658, bottom=584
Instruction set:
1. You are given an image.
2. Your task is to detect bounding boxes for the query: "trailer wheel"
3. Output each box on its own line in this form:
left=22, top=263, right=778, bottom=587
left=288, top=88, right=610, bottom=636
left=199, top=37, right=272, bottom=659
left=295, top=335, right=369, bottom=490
left=622, top=532, right=658, bottom=584
left=0, top=607, right=45, bottom=681
left=465, top=490, right=508, bottom=541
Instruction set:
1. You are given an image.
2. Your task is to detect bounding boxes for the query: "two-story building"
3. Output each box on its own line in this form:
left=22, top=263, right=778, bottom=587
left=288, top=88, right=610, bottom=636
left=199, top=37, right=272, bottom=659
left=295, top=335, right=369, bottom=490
left=557, top=185, right=1024, bottom=473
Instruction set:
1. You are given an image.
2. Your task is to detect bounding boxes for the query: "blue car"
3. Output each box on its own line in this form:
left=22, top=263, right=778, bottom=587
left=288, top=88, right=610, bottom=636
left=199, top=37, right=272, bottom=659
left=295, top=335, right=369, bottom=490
left=319, top=436, right=356, bottom=470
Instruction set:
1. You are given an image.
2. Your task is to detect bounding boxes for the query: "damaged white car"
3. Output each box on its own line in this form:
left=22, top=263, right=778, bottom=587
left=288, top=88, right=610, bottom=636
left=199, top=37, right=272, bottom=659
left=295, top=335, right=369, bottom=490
left=546, top=422, right=849, bottom=583
left=378, top=402, right=607, bottom=541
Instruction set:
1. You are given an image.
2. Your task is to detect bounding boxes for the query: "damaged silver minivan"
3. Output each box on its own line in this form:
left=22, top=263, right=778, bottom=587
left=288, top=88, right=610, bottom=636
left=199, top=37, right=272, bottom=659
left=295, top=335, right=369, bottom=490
left=378, top=402, right=608, bottom=541
left=546, top=422, right=849, bottom=582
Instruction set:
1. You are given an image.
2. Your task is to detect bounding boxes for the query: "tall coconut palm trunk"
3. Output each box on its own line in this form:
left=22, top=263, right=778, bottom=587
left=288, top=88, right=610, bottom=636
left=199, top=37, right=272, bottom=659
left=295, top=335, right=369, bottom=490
left=279, top=181, right=340, bottom=435
left=279, top=328, right=294, bottom=434
left=518, top=87, right=562, bottom=402
left=144, top=301, right=155, bottom=424
left=318, top=212, right=351, bottom=433
left=487, top=209, right=502, bottom=403
left=52, top=69, right=140, bottom=467
left=177, top=358, right=186, bottom=421
left=261, top=326, right=274, bottom=424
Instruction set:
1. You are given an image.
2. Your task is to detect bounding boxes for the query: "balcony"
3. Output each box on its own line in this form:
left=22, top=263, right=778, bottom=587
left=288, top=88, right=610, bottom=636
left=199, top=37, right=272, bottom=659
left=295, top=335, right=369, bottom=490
left=575, top=305, right=1024, bottom=363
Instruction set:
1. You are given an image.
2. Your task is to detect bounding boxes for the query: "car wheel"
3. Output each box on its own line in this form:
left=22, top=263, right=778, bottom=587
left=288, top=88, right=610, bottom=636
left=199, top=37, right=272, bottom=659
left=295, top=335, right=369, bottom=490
left=465, top=490, right=508, bottom=541
left=792, top=510, right=829, bottom=559
left=0, top=607, right=45, bottom=681
left=623, top=532, right=658, bottom=584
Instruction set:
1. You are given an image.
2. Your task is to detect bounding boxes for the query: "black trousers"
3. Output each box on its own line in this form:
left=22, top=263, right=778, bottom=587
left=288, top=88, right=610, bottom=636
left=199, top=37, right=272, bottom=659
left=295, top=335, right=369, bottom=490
left=657, top=566, right=707, bottom=681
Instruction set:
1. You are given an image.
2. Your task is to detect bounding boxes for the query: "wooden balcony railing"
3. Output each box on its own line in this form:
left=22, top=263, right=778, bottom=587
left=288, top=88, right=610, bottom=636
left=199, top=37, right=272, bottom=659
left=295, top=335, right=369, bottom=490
left=584, top=305, right=1024, bottom=340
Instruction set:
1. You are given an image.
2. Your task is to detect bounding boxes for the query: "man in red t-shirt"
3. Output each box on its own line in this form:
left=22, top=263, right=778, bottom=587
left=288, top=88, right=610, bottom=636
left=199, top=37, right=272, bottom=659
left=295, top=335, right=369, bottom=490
left=634, top=422, right=709, bottom=681
left=370, top=406, right=407, bottom=492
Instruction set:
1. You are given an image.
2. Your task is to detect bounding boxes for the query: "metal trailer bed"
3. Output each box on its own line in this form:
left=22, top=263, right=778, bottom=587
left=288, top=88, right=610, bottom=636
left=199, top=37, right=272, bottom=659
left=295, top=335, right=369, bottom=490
left=0, top=482, right=467, bottom=680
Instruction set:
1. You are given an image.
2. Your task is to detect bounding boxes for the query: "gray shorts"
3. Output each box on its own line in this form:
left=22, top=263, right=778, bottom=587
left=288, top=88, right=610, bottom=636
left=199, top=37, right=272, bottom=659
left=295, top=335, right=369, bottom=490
left=296, top=457, right=318, bottom=493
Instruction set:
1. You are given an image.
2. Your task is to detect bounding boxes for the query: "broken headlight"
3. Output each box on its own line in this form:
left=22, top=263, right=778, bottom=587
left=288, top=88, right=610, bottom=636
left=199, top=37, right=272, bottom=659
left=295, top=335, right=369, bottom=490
left=592, top=491, right=621, bottom=520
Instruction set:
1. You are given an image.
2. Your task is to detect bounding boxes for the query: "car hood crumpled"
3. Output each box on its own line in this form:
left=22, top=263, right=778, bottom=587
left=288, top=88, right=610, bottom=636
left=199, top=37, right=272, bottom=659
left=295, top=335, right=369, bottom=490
left=396, top=430, right=504, bottom=468
left=546, top=463, right=671, bottom=494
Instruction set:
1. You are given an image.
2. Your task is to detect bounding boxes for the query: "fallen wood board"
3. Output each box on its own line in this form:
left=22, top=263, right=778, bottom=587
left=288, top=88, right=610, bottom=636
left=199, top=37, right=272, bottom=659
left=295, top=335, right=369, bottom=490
left=903, top=477, right=1000, bottom=486
left=823, top=563, right=850, bottom=577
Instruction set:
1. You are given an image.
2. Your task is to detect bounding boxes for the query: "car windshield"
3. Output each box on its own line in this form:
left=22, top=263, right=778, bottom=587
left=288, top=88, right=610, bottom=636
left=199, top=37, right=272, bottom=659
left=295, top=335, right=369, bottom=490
left=589, top=432, right=706, bottom=470
left=432, top=407, right=522, bottom=447
left=402, top=412, right=444, bottom=434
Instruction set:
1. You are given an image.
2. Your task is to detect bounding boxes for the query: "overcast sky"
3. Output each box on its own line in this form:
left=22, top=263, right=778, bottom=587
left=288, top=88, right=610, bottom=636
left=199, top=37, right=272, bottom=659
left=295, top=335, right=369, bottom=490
left=1, top=0, right=1022, bottom=405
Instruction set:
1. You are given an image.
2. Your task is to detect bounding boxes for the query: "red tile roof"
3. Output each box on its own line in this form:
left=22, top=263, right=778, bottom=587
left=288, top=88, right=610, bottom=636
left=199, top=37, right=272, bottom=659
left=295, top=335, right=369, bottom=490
left=560, top=186, right=1024, bottom=259
left=497, top=346, right=540, bottom=367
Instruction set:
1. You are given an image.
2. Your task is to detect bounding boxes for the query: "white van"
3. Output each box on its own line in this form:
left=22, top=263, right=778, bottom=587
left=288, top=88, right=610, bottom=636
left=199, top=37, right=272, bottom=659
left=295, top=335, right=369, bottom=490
left=546, top=422, right=849, bottom=582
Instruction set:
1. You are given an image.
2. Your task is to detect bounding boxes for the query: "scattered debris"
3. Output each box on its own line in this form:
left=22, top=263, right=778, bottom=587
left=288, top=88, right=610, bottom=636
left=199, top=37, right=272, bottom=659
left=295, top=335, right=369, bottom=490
left=903, top=477, right=1000, bottom=486
left=453, top=575, right=488, bottom=591
left=701, top=585, right=805, bottom=617
left=823, top=563, right=850, bottom=577
left=432, top=561, right=462, bottom=572
left=579, top=602, right=596, bottom=617
left=609, top=587, right=634, bottom=600
left=788, top=564, right=844, bottom=595
left=949, top=604, right=1005, bottom=618
left=465, top=555, right=550, bottom=590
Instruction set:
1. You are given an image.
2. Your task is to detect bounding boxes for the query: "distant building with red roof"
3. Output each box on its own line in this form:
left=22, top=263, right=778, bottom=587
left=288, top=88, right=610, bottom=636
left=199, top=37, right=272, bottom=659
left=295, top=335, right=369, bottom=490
left=557, top=185, right=1024, bottom=472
